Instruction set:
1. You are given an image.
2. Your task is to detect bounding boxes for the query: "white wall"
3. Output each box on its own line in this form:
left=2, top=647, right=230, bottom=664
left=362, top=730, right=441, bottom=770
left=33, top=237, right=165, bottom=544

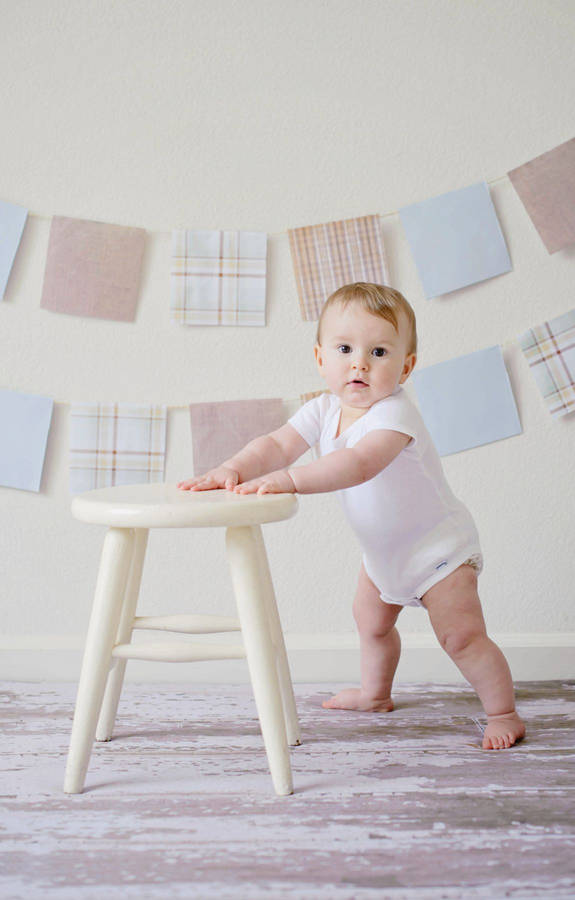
left=1, top=0, right=574, bottom=682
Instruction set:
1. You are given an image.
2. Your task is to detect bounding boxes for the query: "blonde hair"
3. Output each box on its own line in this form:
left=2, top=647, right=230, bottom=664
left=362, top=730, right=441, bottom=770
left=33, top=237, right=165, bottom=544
left=316, top=283, right=418, bottom=357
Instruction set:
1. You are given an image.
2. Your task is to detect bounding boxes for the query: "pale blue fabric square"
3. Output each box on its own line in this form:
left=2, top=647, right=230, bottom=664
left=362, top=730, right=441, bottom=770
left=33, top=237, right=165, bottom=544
left=0, top=200, right=28, bottom=299
left=412, top=346, right=522, bottom=456
left=399, top=182, right=511, bottom=299
left=0, top=390, right=54, bottom=491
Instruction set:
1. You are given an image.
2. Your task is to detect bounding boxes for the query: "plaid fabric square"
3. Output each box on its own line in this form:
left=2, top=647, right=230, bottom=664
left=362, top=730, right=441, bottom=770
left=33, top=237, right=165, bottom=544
left=40, top=216, right=146, bottom=321
left=508, top=138, right=575, bottom=254
left=518, top=307, right=575, bottom=417
left=171, top=230, right=267, bottom=326
left=189, top=398, right=285, bottom=475
left=70, top=403, right=167, bottom=493
left=288, top=215, right=389, bottom=321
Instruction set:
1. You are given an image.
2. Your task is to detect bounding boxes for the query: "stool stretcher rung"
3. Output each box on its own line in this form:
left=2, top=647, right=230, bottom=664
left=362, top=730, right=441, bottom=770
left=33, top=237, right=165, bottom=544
left=132, top=614, right=241, bottom=634
left=111, top=641, right=246, bottom=662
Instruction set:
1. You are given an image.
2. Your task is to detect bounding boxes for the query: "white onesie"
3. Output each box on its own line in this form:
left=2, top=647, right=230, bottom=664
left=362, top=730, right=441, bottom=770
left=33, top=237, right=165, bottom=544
left=288, top=385, right=483, bottom=608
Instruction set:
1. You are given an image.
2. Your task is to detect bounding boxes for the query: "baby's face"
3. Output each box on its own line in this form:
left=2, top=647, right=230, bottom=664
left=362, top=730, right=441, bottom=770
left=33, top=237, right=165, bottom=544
left=314, top=303, right=417, bottom=409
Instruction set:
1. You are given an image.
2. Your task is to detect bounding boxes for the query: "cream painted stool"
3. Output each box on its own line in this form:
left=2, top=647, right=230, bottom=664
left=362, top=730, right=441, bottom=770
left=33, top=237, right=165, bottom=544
left=64, top=483, right=300, bottom=797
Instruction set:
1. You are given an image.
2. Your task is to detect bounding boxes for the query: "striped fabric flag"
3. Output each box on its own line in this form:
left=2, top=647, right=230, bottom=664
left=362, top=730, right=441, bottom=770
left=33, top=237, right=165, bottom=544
left=70, top=402, right=167, bottom=493
left=171, top=230, right=268, bottom=326
left=518, top=308, right=575, bottom=417
left=508, top=138, right=575, bottom=254
left=288, top=215, right=389, bottom=321
left=189, top=398, right=285, bottom=475
left=40, top=216, right=146, bottom=321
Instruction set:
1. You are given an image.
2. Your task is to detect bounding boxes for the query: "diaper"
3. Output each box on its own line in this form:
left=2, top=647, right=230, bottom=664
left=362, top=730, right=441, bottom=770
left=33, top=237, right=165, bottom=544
left=462, top=553, right=483, bottom=575
left=376, top=550, right=484, bottom=609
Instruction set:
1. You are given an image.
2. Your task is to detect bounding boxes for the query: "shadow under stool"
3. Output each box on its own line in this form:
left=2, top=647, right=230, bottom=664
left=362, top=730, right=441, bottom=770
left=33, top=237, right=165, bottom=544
left=63, top=483, right=300, bottom=797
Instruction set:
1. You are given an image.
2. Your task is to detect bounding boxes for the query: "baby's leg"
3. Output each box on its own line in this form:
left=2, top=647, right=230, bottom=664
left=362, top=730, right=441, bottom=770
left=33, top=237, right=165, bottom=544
left=323, top=562, right=403, bottom=712
left=421, top=565, right=525, bottom=749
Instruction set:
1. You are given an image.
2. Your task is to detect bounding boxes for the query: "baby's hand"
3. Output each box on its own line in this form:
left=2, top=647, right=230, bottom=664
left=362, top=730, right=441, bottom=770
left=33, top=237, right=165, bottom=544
left=233, top=469, right=296, bottom=496
left=177, top=466, right=239, bottom=492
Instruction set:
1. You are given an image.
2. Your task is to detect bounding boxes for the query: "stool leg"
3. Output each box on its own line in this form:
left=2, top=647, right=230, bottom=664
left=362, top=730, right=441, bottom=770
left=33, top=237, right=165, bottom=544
left=252, top=525, right=301, bottom=747
left=96, top=528, right=149, bottom=741
left=226, top=525, right=293, bottom=796
left=64, top=527, right=135, bottom=794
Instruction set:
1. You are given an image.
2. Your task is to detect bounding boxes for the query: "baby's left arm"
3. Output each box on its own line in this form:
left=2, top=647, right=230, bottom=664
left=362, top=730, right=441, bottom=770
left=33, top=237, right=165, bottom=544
left=235, top=429, right=411, bottom=495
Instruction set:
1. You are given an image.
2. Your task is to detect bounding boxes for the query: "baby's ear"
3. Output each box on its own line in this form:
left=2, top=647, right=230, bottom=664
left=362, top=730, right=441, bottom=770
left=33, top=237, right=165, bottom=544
left=400, top=353, right=417, bottom=383
left=314, top=344, right=323, bottom=366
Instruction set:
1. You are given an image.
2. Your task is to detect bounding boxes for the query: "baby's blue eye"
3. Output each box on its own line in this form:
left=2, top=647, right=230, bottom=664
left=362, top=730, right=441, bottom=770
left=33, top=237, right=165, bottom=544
left=372, top=347, right=387, bottom=357
left=337, top=344, right=352, bottom=354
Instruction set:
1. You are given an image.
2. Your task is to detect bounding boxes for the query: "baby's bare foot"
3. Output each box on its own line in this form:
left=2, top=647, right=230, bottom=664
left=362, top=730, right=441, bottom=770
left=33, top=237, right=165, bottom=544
left=483, top=710, right=526, bottom=750
left=322, top=688, right=394, bottom=712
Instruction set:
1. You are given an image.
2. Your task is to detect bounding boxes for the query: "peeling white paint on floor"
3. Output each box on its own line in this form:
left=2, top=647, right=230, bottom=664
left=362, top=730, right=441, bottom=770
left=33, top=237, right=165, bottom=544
left=1, top=681, right=574, bottom=898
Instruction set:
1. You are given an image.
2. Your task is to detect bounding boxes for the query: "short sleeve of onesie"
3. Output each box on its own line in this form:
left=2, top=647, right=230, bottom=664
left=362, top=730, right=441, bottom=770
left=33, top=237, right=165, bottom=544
left=287, top=393, right=332, bottom=449
left=346, top=388, right=424, bottom=451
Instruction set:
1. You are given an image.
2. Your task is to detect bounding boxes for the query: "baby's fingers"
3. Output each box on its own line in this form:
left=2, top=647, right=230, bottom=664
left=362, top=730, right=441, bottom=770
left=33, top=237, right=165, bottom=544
left=179, top=476, right=214, bottom=491
left=189, top=476, right=218, bottom=491
left=177, top=478, right=200, bottom=490
left=234, top=480, right=259, bottom=494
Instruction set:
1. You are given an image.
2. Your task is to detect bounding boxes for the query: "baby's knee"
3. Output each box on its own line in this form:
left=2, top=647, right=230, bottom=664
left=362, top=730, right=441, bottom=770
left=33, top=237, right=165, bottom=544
left=353, top=602, right=399, bottom=639
left=438, top=624, right=485, bottom=658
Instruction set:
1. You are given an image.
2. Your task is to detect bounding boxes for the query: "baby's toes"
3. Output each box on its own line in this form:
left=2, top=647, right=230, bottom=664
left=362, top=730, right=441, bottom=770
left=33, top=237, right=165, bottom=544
left=483, top=733, right=500, bottom=750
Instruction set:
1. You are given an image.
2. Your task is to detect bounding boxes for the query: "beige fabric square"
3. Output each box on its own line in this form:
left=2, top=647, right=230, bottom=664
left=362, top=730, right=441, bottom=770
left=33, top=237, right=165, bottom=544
left=41, top=216, right=146, bottom=321
left=508, top=138, right=575, bottom=254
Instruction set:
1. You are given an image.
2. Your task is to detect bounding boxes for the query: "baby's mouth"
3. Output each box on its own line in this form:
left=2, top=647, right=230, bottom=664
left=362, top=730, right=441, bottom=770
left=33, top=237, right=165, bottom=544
left=349, top=379, right=368, bottom=386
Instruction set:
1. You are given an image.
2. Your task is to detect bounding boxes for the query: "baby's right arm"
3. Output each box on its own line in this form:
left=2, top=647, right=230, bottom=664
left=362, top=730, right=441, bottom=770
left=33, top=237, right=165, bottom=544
left=177, top=424, right=310, bottom=491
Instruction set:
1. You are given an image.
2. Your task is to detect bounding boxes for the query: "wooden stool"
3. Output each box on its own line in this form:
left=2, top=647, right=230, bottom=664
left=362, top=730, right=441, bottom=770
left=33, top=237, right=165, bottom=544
left=64, top=483, right=300, bottom=796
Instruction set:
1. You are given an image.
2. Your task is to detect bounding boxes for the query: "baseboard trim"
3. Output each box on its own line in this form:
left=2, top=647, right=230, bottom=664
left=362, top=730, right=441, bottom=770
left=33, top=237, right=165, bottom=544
left=2, top=632, right=574, bottom=683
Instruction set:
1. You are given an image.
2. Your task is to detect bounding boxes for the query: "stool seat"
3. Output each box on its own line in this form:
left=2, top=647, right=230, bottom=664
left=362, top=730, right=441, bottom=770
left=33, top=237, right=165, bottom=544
left=71, top=482, right=297, bottom=528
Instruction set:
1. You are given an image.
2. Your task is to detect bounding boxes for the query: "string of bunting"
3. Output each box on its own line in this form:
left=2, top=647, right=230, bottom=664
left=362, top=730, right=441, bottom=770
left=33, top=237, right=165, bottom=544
left=1, top=138, right=574, bottom=494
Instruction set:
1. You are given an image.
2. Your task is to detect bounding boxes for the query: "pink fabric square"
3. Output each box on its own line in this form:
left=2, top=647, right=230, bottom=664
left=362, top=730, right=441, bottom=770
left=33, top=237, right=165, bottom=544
left=41, top=216, right=146, bottom=321
left=508, top=138, right=575, bottom=254
left=189, top=399, right=286, bottom=476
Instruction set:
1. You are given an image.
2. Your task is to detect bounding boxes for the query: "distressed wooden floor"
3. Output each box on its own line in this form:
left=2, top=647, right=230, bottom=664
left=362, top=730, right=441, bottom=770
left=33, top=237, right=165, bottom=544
left=1, top=681, right=574, bottom=899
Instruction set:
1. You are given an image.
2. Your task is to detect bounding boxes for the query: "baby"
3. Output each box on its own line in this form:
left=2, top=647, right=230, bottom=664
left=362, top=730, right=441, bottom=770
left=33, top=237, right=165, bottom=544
left=178, top=282, right=525, bottom=750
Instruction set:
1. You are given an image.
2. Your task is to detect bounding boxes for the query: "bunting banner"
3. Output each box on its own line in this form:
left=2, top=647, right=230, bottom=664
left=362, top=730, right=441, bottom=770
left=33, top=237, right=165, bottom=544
left=1, top=138, right=575, bottom=494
